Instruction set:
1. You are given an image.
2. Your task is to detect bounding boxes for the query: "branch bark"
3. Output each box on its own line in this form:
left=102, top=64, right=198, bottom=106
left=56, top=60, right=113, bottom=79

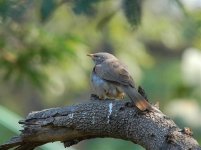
left=0, top=97, right=200, bottom=150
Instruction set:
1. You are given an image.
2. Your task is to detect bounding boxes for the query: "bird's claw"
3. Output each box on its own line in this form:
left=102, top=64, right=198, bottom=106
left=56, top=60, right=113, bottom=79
left=125, top=102, right=134, bottom=107
left=90, top=94, right=99, bottom=100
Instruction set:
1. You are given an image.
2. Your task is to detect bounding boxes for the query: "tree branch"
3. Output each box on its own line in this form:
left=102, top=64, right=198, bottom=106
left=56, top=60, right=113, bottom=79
left=0, top=97, right=200, bottom=150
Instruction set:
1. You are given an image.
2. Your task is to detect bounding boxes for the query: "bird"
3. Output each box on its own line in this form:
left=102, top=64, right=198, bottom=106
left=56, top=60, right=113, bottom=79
left=87, top=52, right=152, bottom=111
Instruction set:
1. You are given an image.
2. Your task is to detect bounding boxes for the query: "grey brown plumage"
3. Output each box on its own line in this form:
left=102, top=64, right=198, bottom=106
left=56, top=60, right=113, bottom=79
left=88, top=52, right=151, bottom=111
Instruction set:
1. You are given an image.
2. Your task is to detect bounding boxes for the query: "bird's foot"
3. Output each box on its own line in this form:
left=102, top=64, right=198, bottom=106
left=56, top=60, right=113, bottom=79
left=118, top=102, right=132, bottom=111
left=90, top=94, right=107, bottom=101
left=106, top=98, right=116, bottom=101
left=90, top=94, right=100, bottom=100
left=125, top=102, right=134, bottom=107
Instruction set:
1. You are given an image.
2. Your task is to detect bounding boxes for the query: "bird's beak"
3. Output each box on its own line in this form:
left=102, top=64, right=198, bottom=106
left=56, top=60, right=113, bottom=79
left=87, top=54, right=94, bottom=58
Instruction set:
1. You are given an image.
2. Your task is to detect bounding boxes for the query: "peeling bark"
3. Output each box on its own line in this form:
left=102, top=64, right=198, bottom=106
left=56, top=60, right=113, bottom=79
left=0, top=98, right=200, bottom=150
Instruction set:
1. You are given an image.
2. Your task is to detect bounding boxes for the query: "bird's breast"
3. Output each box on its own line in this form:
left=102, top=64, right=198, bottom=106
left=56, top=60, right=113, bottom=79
left=92, top=73, right=105, bottom=85
left=91, top=72, right=124, bottom=99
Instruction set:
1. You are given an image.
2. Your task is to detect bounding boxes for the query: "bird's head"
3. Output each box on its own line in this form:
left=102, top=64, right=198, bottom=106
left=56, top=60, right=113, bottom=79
left=87, top=52, right=116, bottom=65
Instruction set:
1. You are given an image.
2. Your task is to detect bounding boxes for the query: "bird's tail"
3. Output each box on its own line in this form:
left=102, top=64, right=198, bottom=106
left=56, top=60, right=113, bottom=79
left=123, top=86, right=152, bottom=111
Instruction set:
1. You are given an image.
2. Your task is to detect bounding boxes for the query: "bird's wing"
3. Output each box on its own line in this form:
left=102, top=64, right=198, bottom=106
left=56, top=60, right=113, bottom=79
left=95, top=59, right=135, bottom=87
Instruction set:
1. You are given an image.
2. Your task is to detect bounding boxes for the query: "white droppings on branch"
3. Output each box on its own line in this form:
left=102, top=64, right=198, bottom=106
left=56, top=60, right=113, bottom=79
left=92, top=116, right=95, bottom=124
left=68, top=113, right=74, bottom=119
left=107, top=103, right=113, bottom=124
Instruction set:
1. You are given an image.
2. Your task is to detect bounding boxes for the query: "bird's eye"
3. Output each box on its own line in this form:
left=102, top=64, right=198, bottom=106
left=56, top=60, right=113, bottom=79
left=94, top=56, right=100, bottom=59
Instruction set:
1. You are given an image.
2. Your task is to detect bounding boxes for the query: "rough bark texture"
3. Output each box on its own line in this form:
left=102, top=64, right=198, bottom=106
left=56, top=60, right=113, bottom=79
left=0, top=98, right=201, bottom=150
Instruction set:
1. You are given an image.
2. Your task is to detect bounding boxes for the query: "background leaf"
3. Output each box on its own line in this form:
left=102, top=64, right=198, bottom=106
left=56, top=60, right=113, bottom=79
left=72, top=0, right=100, bottom=16
left=122, top=0, right=142, bottom=27
left=40, top=0, right=56, bottom=22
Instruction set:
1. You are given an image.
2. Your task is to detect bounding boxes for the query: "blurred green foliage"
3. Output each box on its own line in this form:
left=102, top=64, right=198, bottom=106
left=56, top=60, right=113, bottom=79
left=85, top=138, right=143, bottom=150
left=0, top=0, right=201, bottom=149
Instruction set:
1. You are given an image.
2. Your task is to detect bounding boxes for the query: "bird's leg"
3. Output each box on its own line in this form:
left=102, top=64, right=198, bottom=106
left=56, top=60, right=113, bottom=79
left=98, top=96, right=105, bottom=100
left=117, top=93, right=125, bottom=100
left=105, top=92, right=116, bottom=101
